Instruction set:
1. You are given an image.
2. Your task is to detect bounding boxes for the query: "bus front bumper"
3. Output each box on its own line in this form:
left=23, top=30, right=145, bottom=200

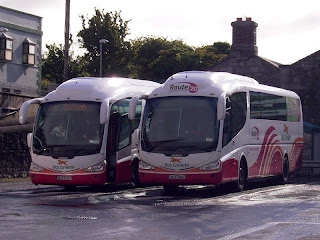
left=138, top=158, right=239, bottom=185
left=139, top=171, right=224, bottom=185
left=30, top=171, right=107, bottom=186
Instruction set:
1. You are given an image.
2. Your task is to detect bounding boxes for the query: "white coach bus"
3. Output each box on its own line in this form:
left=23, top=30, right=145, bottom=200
left=128, top=71, right=303, bottom=193
left=19, top=77, right=159, bottom=187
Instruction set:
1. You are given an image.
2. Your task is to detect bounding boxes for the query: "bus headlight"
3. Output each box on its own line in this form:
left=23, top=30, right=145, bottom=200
left=199, top=160, right=221, bottom=171
left=139, top=160, right=155, bottom=170
left=84, top=162, right=105, bottom=172
left=30, top=162, right=45, bottom=172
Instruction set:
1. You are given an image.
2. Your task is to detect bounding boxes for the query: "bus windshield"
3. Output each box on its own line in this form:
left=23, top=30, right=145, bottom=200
left=33, top=101, right=104, bottom=157
left=142, top=96, right=219, bottom=155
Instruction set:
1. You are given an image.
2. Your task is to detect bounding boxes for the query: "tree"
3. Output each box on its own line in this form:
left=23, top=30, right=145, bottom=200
left=131, top=37, right=197, bottom=82
left=131, top=37, right=230, bottom=82
left=42, top=44, right=65, bottom=84
left=213, top=41, right=230, bottom=55
left=77, top=9, right=132, bottom=77
left=193, top=42, right=230, bottom=70
left=42, top=43, right=85, bottom=86
left=151, top=40, right=196, bottom=81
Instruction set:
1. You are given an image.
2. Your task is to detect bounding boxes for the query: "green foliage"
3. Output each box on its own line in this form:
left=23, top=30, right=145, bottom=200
left=41, top=8, right=231, bottom=84
left=131, top=37, right=230, bottom=82
left=131, top=37, right=196, bottom=82
left=194, top=42, right=230, bottom=70
left=40, top=78, right=51, bottom=91
left=151, top=40, right=196, bottom=82
left=42, top=43, right=84, bottom=85
left=77, top=8, right=132, bottom=77
left=42, top=44, right=64, bottom=84
left=213, top=42, right=230, bottom=55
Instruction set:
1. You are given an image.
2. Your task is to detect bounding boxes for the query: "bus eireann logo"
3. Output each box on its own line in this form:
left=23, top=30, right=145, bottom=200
left=170, top=158, right=182, bottom=163
left=58, top=160, right=67, bottom=165
left=284, top=124, right=288, bottom=133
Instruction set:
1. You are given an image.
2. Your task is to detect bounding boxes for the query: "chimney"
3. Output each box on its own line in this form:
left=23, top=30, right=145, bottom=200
left=230, top=17, right=258, bottom=57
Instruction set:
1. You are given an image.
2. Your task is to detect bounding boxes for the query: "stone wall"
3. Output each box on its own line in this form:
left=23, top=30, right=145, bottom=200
left=285, top=51, right=320, bottom=125
left=0, top=126, right=32, bottom=178
left=0, top=93, right=37, bottom=178
left=212, top=56, right=281, bottom=88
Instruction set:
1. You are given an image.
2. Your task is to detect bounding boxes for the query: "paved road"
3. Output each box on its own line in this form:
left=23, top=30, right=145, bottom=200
left=1, top=176, right=320, bottom=240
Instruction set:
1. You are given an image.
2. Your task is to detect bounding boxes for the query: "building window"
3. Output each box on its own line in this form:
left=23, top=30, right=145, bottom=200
left=13, top=89, right=22, bottom=94
left=0, top=33, right=13, bottom=61
left=23, top=38, right=36, bottom=65
left=2, top=88, right=10, bottom=93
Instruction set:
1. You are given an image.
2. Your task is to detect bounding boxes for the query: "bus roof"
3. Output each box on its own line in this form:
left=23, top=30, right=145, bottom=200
left=43, top=77, right=160, bottom=102
left=149, top=71, right=299, bottom=99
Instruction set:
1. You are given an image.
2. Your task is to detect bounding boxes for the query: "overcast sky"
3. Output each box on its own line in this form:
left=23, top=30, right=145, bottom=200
left=1, top=0, right=320, bottom=64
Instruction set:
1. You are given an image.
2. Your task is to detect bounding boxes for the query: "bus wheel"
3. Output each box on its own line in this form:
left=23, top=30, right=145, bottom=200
left=163, top=185, right=179, bottom=195
left=279, top=156, right=289, bottom=185
left=131, top=160, right=140, bottom=187
left=234, top=160, right=247, bottom=192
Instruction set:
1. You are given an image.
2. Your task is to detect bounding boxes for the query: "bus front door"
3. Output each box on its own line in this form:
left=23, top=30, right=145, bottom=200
left=106, top=112, right=132, bottom=185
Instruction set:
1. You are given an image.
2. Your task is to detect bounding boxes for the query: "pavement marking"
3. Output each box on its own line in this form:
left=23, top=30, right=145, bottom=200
left=215, top=222, right=279, bottom=240
left=215, top=221, right=320, bottom=240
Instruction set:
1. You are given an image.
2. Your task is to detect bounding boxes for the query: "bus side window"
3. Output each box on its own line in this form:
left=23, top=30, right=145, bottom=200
left=223, top=97, right=232, bottom=147
left=223, top=92, right=247, bottom=147
left=118, top=113, right=132, bottom=150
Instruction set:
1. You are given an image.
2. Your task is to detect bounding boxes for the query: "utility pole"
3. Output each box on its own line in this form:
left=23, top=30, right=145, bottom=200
left=63, top=0, right=70, bottom=82
left=99, top=39, right=108, bottom=78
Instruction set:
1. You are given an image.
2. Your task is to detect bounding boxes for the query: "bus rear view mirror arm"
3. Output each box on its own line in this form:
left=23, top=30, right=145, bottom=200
left=19, top=98, right=43, bottom=124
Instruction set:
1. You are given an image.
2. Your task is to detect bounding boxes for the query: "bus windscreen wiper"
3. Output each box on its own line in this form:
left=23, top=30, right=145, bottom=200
left=147, top=138, right=184, bottom=152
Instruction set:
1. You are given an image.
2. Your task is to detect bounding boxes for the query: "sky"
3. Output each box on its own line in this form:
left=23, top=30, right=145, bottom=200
left=1, top=0, right=320, bottom=64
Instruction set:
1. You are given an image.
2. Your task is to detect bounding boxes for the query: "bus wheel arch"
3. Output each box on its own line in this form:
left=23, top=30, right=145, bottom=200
left=131, top=158, right=140, bottom=187
left=234, top=157, right=248, bottom=192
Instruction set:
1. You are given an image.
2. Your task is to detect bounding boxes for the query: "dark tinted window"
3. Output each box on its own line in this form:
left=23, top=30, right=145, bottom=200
left=249, top=91, right=300, bottom=122
left=142, top=96, right=220, bottom=154
left=223, top=92, right=247, bottom=146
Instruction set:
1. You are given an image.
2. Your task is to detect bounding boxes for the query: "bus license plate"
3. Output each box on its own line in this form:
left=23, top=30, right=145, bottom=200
left=56, top=176, right=72, bottom=181
left=168, top=175, right=185, bottom=180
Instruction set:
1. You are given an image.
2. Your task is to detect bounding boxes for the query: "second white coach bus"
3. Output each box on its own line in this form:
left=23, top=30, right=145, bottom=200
left=19, top=77, right=159, bottom=187
left=129, top=71, right=303, bottom=192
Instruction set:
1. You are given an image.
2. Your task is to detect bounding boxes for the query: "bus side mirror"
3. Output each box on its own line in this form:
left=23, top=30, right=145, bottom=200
left=27, top=133, right=33, bottom=149
left=132, top=128, right=140, bottom=148
left=128, top=95, right=141, bottom=120
left=19, top=98, right=42, bottom=124
left=217, top=93, right=226, bottom=121
left=27, top=133, right=33, bottom=148
left=129, top=94, right=149, bottom=120
left=100, top=98, right=110, bottom=124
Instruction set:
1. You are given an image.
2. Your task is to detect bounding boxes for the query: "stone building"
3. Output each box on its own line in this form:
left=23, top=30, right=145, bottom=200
left=0, top=6, right=42, bottom=116
left=0, top=6, right=42, bottom=178
left=212, top=17, right=320, bottom=161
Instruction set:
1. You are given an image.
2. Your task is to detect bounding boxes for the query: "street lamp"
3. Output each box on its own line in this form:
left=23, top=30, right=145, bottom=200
left=99, top=39, right=108, bottom=77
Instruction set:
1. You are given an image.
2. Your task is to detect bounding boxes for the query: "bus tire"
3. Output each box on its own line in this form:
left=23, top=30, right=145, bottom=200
left=163, top=184, right=179, bottom=195
left=234, top=159, right=247, bottom=192
left=279, top=156, right=289, bottom=185
left=131, top=159, right=140, bottom=187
